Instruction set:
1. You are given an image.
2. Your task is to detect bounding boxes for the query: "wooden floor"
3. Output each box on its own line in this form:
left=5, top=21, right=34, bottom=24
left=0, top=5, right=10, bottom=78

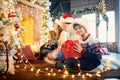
left=1, top=61, right=120, bottom=80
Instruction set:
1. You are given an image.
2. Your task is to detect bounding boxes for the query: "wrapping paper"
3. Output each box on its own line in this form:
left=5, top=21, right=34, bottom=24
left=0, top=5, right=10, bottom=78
left=61, top=40, right=81, bottom=59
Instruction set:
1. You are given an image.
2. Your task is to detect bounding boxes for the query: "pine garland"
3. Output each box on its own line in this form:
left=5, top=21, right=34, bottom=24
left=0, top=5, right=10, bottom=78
left=51, top=0, right=109, bottom=28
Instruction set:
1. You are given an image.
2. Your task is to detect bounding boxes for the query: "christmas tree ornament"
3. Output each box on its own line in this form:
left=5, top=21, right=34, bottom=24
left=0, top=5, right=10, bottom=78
left=14, top=23, right=20, bottom=31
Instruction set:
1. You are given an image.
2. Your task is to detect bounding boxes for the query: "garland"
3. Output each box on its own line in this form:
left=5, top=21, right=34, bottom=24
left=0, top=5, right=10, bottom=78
left=51, top=0, right=109, bottom=29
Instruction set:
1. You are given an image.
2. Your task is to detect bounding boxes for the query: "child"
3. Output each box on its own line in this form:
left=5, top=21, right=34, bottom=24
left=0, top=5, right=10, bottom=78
left=55, top=18, right=102, bottom=72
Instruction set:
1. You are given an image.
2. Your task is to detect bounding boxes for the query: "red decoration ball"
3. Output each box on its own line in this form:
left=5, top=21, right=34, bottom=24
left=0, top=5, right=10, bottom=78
left=14, top=24, right=20, bottom=29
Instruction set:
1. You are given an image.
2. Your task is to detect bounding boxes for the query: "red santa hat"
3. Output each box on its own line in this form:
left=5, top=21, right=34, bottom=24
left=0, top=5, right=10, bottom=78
left=60, top=13, right=73, bottom=23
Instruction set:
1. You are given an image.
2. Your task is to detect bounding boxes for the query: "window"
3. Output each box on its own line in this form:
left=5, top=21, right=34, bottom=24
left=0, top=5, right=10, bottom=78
left=82, top=11, right=115, bottom=42
left=82, top=13, right=96, bottom=38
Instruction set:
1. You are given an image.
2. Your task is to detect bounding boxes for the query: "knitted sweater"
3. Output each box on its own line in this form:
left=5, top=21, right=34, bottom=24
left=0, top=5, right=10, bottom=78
left=55, top=34, right=102, bottom=71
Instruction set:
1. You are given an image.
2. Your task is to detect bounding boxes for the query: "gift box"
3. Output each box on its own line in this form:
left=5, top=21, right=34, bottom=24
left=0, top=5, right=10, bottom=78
left=61, top=40, right=81, bottom=59
left=16, top=45, right=37, bottom=61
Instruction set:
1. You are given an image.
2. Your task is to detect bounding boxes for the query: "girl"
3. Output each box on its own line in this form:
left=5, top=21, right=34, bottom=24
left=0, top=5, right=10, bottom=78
left=54, top=19, right=67, bottom=47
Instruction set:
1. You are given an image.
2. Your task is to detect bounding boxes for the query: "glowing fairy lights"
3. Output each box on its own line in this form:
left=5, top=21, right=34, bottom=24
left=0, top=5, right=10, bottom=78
left=9, top=0, right=113, bottom=79
left=15, top=49, right=114, bottom=80
left=14, top=42, right=114, bottom=80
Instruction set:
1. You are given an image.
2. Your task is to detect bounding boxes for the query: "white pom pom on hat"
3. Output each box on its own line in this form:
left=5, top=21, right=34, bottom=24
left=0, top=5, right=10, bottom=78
left=54, top=19, right=61, bottom=26
left=60, top=13, right=73, bottom=23
left=72, top=18, right=88, bottom=30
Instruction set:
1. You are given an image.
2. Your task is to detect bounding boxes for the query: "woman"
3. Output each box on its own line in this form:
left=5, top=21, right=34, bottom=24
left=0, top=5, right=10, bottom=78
left=54, top=19, right=67, bottom=47
left=56, top=18, right=102, bottom=72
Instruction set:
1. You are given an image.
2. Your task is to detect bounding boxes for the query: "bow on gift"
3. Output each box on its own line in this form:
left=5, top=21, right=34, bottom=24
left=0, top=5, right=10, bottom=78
left=61, top=40, right=81, bottom=59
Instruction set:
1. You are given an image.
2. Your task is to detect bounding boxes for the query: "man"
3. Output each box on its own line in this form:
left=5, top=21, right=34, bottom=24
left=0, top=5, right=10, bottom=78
left=60, top=13, right=79, bottom=40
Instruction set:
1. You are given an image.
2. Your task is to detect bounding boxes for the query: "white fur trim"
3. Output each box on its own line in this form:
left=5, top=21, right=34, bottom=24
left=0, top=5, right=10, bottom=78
left=72, top=18, right=88, bottom=30
left=60, top=16, right=73, bottom=23
left=54, top=19, right=61, bottom=26
left=64, top=17, right=73, bottom=23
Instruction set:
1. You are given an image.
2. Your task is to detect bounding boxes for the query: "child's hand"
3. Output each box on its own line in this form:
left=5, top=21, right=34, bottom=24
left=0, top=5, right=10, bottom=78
left=46, top=53, right=54, bottom=60
left=73, top=43, right=83, bottom=53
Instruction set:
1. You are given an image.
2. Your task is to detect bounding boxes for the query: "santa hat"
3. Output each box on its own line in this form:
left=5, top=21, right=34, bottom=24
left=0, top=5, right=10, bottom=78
left=54, top=19, right=61, bottom=26
left=72, top=18, right=88, bottom=31
left=60, top=13, right=73, bottom=23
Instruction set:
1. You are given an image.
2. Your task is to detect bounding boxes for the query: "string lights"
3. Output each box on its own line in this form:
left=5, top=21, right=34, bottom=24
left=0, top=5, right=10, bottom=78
left=15, top=50, right=105, bottom=79
left=14, top=46, right=117, bottom=79
left=15, top=58, right=116, bottom=79
left=1, top=0, right=118, bottom=79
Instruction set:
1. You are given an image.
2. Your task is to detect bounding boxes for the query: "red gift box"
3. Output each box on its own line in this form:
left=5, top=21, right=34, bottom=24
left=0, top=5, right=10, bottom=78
left=61, top=40, right=81, bottom=59
left=16, top=45, right=37, bottom=61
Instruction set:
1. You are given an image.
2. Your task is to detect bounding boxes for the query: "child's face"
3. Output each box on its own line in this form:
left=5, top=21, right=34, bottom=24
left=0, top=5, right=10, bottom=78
left=73, top=26, right=86, bottom=36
